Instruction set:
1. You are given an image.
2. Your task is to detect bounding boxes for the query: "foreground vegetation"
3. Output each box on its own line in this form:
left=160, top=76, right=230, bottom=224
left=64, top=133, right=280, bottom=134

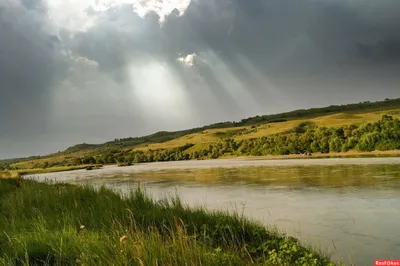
left=0, top=179, right=336, bottom=265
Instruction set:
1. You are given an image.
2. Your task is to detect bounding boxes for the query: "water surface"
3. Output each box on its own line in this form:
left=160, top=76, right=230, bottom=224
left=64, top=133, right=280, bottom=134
left=25, top=158, right=400, bottom=265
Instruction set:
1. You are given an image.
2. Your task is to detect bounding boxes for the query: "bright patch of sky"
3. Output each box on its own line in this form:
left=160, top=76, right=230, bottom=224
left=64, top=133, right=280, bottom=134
left=46, top=0, right=191, bottom=31
left=177, top=53, right=205, bottom=67
left=131, top=0, right=191, bottom=22
left=127, top=61, right=194, bottom=121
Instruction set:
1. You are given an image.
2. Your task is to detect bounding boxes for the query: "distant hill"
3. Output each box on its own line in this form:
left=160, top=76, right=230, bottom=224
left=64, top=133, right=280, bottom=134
left=64, top=98, right=400, bottom=151
left=64, top=143, right=101, bottom=154
left=0, top=156, right=40, bottom=166
left=8, top=97, right=400, bottom=169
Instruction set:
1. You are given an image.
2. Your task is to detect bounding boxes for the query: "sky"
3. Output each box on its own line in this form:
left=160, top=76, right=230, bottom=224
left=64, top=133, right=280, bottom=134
left=1, top=0, right=400, bottom=159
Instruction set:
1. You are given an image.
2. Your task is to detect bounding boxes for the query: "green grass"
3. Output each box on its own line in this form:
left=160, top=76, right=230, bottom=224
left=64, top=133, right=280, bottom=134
left=0, top=179, right=338, bottom=266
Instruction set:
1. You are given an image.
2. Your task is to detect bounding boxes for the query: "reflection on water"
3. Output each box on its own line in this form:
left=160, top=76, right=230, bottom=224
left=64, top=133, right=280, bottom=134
left=25, top=158, right=400, bottom=266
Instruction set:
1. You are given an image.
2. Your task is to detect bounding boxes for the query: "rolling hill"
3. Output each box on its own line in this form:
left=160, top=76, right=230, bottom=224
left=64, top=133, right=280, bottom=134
left=4, top=97, right=400, bottom=170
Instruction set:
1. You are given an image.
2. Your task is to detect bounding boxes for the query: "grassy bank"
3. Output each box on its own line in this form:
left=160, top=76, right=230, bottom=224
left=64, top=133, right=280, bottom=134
left=0, top=165, right=100, bottom=179
left=0, top=179, right=337, bottom=265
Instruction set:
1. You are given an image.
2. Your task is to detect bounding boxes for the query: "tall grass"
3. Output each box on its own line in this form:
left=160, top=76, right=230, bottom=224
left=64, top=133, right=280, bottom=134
left=0, top=179, right=337, bottom=265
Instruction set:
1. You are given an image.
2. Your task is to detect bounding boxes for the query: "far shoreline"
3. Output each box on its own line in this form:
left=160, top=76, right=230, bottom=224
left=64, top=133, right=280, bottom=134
left=3, top=149, right=400, bottom=178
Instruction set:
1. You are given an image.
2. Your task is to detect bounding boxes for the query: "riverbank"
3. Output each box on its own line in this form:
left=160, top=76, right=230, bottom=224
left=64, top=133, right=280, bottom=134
left=0, top=179, right=336, bottom=265
left=0, top=165, right=100, bottom=179
left=4, top=150, right=399, bottom=178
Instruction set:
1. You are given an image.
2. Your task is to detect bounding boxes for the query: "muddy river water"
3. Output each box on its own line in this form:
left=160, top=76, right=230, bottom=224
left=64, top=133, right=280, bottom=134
left=25, top=157, right=400, bottom=265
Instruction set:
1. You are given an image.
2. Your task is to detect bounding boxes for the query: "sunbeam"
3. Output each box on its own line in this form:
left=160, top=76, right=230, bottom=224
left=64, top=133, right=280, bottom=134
left=127, top=61, right=193, bottom=122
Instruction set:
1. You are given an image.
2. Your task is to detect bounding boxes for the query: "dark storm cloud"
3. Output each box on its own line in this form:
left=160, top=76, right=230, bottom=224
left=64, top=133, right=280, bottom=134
left=70, top=5, right=163, bottom=82
left=0, top=1, right=66, bottom=140
left=357, top=37, right=400, bottom=64
left=165, top=0, right=400, bottom=108
left=20, top=0, right=46, bottom=12
left=179, top=0, right=400, bottom=71
left=71, top=0, right=400, bottom=110
left=2, top=0, right=400, bottom=158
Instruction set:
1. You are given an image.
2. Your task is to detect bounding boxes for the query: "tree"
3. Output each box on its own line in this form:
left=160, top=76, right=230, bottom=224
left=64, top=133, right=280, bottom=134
left=356, top=132, right=381, bottom=151
left=95, top=157, right=104, bottom=164
left=319, top=137, right=330, bottom=153
left=329, top=137, right=343, bottom=152
left=82, top=156, right=96, bottom=164
left=72, top=158, right=82, bottom=165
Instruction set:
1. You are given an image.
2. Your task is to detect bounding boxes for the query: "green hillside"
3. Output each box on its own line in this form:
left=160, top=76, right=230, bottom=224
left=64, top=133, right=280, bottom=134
left=66, top=97, right=400, bottom=152
left=4, top=97, right=400, bottom=170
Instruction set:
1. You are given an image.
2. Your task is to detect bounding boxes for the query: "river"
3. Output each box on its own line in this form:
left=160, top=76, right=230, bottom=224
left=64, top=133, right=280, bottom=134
left=24, top=157, right=400, bottom=266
